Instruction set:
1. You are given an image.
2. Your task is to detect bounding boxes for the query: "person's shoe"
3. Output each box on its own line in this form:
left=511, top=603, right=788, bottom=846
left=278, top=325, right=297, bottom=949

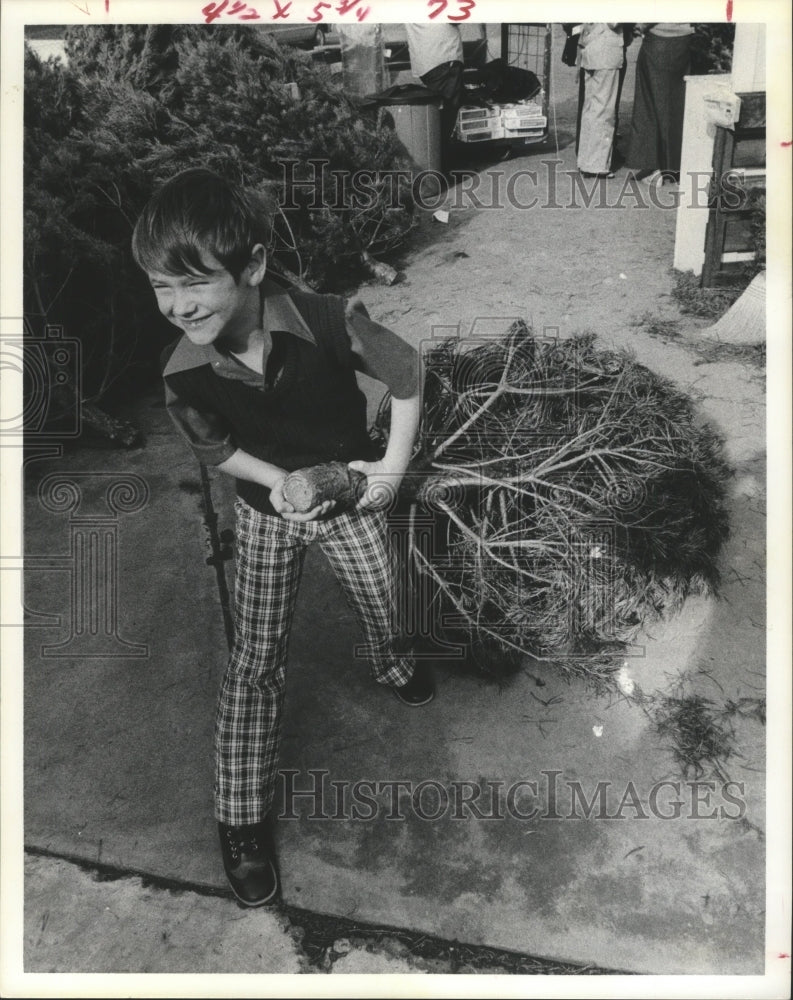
left=393, top=662, right=435, bottom=707
left=218, top=821, right=279, bottom=907
left=633, top=168, right=662, bottom=185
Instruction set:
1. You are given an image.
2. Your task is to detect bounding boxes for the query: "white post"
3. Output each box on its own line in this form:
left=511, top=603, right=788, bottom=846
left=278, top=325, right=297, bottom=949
left=673, top=75, right=731, bottom=275
left=673, top=26, right=766, bottom=275
left=732, top=24, right=766, bottom=92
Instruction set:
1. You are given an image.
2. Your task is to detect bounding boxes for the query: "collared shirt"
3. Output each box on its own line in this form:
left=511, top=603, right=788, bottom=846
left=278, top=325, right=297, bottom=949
left=579, top=24, right=626, bottom=71
left=162, top=279, right=419, bottom=466
left=405, top=24, right=463, bottom=78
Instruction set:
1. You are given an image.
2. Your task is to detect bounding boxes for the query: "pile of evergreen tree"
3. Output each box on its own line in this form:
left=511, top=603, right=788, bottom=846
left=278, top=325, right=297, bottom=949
left=690, top=23, right=735, bottom=75
left=25, top=26, right=415, bottom=411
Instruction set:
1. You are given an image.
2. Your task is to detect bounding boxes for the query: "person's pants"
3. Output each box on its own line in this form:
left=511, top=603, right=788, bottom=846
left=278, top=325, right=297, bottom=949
left=420, top=59, right=464, bottom=142
left=576, top=61, right=627, bottom=163
left=626, top=33, right=691, bottom=175
left=214, top=499, right=414, bottom=826
left=577, top=67, right=622, bottom=174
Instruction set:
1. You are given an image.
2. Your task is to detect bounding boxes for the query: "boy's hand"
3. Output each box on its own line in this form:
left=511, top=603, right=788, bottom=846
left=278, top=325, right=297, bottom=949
left=270, top=476, right=336, bottom=521
left=348, top=460, right=403, bottom=511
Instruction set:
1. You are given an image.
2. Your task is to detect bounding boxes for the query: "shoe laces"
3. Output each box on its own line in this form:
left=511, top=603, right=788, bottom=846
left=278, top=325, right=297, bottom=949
left=226, top=827, right=261, bottom=860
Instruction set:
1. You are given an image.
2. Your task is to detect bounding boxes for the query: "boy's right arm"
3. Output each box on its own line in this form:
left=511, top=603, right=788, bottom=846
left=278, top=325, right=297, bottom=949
left=216, top=449, right=335, bottom=521
left=215, top=449, right=285, bottom=492
left=164, top=377, right=333, bottom=521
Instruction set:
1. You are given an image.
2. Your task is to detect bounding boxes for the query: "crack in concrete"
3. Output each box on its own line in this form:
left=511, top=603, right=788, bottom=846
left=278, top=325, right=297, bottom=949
left=23, top=845, right=623, bottom=975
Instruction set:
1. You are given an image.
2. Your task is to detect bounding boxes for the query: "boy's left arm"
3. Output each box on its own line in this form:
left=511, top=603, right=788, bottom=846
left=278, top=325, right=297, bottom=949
left=349, top=392, right=421, bottom=509
left=344, top=296, right=421, bottom=509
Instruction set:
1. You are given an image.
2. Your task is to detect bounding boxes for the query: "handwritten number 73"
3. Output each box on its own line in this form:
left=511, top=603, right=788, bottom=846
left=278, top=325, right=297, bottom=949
left=428, top=0, right=475, bottom=21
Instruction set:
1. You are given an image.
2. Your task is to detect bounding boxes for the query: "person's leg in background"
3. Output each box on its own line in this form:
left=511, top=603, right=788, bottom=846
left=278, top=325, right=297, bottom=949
left=653, top=34, right=692, bottom=178
left=626, top=35, right=660, bottom=179
left=577, top=67, right=621, bottom=176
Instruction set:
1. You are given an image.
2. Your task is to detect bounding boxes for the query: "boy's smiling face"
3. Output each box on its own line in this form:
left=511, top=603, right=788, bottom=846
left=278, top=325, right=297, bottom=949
left=148, top=247, right=265, bottom=350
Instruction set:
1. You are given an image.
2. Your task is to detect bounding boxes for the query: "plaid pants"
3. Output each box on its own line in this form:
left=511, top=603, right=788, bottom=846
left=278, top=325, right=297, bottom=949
left=214, top=498, right=415, bottom=825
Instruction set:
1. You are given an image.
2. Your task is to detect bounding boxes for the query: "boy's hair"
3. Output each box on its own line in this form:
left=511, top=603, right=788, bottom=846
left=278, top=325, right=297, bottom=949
left=132, top=168, right=274, bottom=282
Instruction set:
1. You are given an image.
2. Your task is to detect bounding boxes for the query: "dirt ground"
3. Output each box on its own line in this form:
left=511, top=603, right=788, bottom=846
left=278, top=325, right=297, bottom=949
left=359, top=54, right=764, bottom=491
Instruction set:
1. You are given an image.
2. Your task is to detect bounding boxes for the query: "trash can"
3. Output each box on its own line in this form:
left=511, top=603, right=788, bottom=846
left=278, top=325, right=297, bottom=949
left=337, top=23, right=386, bottom=98
left=363, top=85, right=443, bottom=175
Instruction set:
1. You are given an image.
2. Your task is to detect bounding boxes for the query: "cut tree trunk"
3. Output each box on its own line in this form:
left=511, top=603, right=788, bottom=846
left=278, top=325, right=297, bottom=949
left=282, top=462, right=366, bottom=512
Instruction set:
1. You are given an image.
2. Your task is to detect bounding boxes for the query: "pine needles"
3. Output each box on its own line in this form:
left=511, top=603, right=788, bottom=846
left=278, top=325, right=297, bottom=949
left=651, top=694, right=737, bottom=780
left=672, top=270, right=746, bottom=321
left=376, top=323, right=732, bottom=676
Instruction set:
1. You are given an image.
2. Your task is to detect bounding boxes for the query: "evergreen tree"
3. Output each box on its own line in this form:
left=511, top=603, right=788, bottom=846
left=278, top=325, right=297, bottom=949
left=25, top=27, right=415, bottom=414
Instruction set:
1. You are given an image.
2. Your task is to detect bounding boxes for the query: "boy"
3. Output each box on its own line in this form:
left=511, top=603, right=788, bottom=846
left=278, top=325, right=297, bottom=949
left=132, top=168, right=431, bottom=907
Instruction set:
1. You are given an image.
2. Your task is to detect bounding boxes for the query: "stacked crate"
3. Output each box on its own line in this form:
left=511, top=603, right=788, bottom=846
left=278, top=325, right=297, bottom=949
left=456, top=105, right=506, bottom=143
left=500, top=103, right=547, bottom=142
left=456, top=100, right=547, bottom=144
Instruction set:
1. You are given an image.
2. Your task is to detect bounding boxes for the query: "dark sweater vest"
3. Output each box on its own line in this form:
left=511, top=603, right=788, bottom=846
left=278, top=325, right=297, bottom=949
left=164, top=291, right=378, bottom=515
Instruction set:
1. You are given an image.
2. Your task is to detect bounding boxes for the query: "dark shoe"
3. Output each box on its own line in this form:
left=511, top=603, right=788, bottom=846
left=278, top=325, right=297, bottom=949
left=580, top=169, right=615, bottom=179
left=393, top=662, right=435, bottom=707
left=218, top=821, right=279, bottom=907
